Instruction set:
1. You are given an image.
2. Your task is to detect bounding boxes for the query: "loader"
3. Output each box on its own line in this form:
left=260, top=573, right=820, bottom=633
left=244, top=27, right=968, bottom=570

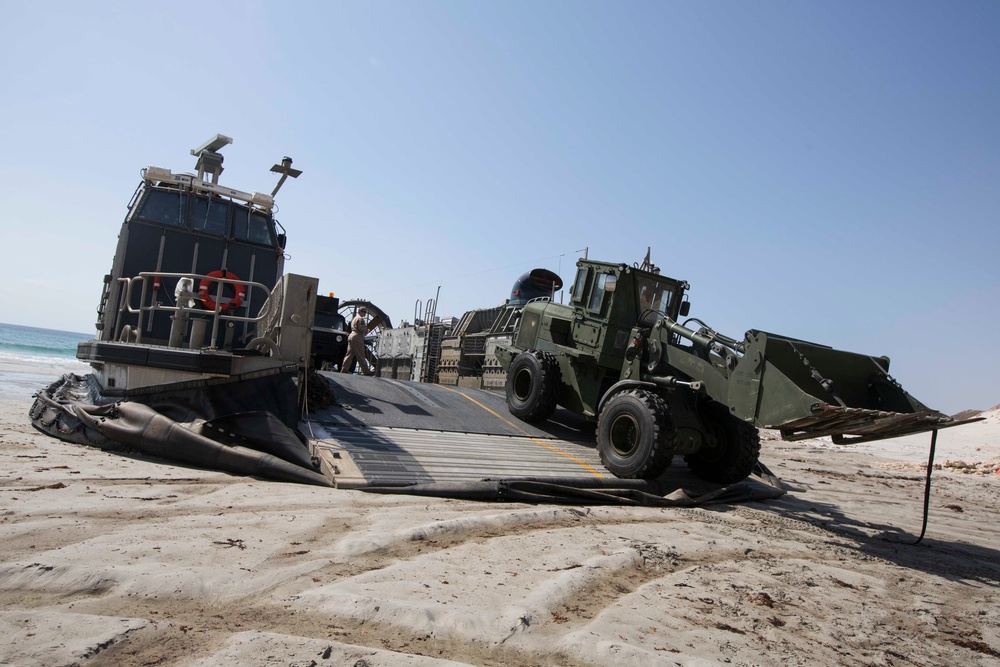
left=496, top=255, right=978, bottom=483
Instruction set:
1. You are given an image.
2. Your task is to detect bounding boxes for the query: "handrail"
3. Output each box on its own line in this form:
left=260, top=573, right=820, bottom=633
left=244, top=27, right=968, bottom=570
left=120, top=271, right=274, bottom=348
left=112, top=277, right=132, bottom=340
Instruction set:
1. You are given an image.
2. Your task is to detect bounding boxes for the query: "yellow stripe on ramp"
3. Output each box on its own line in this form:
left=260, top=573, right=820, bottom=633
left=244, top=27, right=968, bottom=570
left=439, top=385, right=604, bottom=479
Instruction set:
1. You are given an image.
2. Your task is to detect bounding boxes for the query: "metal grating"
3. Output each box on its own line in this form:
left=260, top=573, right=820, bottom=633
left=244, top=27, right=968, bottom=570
left=310, top=422, right=605, bottom=488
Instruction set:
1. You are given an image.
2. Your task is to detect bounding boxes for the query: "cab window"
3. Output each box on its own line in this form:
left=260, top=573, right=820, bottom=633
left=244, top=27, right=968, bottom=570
left=588, top=273, right=610, bottom=311
left=638, top=278, right=676, bottom=316
left=571, top=268, right=588, bottom=302
left=654, top=286, right=675, bottom=314
left=638, top=278, right=656, bottom=313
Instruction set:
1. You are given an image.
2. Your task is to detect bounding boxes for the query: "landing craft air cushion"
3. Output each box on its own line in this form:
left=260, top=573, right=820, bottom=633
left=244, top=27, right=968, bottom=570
left=29, top=136, right=980, bottom=506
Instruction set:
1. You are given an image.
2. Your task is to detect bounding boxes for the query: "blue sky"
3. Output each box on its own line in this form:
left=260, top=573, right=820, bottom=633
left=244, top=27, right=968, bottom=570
left=1, top=1, right=997, bottom=413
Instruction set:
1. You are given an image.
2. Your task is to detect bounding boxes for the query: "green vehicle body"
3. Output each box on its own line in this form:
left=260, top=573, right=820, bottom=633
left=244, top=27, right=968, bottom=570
left=497, top=258, right=968, bottom=483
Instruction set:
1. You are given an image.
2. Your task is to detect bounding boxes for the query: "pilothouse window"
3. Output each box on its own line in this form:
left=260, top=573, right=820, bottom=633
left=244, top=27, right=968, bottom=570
left=192, top=196, right=228, bottom=236
left=232, top=207, right=274, bottom=246
left=136, top=189, right=184, bottom=227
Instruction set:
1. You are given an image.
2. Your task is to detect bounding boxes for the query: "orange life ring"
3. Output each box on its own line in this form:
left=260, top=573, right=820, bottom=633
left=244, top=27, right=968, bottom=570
left=198, top=269, right=246, bottom=312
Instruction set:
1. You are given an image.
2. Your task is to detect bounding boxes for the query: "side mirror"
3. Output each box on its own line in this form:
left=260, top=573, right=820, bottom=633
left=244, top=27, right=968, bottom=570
left=679, top=301, right=690, bottom=317
left=277, top=233, right=287, bottom=249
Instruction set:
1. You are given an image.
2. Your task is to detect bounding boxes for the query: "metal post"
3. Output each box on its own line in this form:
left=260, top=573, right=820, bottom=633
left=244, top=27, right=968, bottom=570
left=431, top=285, right=441, bottom=324
left=208, top=281, right=224, bottom=349
left=911, top=428, right=939, bottom=544
left=189, top=318, right=208, bottom=349
left=168, top=309, right=189, bottom=348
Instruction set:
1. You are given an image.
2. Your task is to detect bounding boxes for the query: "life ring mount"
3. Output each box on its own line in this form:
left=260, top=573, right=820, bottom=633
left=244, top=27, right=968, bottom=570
left=198, top=270, right=246, bottom=312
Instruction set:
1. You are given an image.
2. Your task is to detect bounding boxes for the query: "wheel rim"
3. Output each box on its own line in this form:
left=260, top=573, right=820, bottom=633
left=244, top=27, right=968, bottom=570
left=512, top=367, right=533, bottom=401
left=608, top=413, right=640, bottom=457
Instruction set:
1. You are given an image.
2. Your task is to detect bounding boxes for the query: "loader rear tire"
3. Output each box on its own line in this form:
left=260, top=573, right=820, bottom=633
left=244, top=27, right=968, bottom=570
left=506, top=350, right=561, bottom=423
left=685, top=402, right=761, bottom=484
left=597, top=390, right=676, bottom=479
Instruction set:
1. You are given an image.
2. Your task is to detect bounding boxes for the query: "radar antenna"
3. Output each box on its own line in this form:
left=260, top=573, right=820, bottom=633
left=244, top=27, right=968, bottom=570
left=190, top=134, right=233, bottom=184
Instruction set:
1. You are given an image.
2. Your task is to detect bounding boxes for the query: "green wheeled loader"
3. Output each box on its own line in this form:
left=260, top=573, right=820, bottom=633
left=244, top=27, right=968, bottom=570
left=496, top=256, right=978, bottom=483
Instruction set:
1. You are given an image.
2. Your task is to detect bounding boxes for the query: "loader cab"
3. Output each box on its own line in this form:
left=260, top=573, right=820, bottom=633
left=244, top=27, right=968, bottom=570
left=562, top=260, right=685, bottom=375
left=569, top=260, right=689, bottom=327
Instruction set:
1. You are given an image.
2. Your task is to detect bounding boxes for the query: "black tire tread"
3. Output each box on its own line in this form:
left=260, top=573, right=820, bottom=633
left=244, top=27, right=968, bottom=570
left=597, top=389, right=675, bottom=479
left=506, top=350, right=561, bottom=423
left=684, top=403, right=761, bottom=483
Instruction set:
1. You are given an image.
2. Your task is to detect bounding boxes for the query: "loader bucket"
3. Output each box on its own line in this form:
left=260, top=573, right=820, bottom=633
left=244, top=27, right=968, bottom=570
left=741, top=331, right=980, bottom=443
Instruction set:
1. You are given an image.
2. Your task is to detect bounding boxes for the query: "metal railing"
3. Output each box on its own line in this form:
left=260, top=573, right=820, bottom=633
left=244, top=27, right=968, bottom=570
left=114, top=271, right=274, bottom=350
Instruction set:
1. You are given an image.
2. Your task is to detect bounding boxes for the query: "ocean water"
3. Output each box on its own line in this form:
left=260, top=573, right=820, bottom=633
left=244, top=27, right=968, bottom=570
left=0, top=322, right=93, bottom=400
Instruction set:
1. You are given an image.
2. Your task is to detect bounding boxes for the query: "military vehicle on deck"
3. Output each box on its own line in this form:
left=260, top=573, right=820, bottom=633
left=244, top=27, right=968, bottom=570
left=497, top=253, right=972, bottom=483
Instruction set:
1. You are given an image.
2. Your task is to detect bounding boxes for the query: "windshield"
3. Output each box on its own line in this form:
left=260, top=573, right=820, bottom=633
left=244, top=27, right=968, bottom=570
left=136, top=189, right=184, bottom=227
left=232, top=206, right=274, bottom=246
left=637, top=277, right=675, bottom=316
left=192, top=196, right=228, bottom=236
left=133, top=187, right=276, bottom=247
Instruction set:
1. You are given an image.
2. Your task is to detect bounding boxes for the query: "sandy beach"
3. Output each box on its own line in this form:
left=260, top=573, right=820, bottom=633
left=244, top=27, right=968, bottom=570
left=2, top=388, right=999, bottom=666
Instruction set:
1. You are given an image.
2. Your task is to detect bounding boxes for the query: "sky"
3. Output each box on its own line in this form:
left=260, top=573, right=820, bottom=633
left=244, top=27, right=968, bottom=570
left=1, top=1, right=997, bottom=414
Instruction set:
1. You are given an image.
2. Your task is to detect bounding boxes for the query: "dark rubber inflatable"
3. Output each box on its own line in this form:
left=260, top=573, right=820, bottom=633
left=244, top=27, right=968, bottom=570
left=30, top=372, right=331, bottom=487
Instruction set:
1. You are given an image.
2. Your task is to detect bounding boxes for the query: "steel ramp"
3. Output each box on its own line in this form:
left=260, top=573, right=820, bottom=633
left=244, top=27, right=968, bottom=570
left=301, top=374, right=786, bottom=503
left=302, top=373, right=608, bottom=488
left=307, top=422, right=604, bottom=488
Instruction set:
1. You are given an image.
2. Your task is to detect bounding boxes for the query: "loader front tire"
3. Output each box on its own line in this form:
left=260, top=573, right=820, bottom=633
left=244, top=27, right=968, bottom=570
left=685, top=401, right=761, bottom=484
left=597, top=390, right=675, bottom=479
left=506, top=350, right=561, bottom=423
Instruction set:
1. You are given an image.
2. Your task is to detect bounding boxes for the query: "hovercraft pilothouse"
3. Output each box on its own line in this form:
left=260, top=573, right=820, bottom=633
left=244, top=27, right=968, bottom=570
left=78, top=134, right=318, bottom=398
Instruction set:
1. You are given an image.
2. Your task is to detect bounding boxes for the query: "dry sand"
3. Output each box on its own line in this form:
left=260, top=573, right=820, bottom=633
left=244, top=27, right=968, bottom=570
left=1, top=395, right=999, bottom=667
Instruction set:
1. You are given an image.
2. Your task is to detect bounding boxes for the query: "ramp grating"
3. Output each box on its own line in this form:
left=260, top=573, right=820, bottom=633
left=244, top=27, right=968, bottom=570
left=308, top=422, right=605, bottom=488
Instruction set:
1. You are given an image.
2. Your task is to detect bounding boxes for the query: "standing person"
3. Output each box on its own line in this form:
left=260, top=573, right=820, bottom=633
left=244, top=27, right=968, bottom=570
left=341, top=307, right=376, bottom=376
